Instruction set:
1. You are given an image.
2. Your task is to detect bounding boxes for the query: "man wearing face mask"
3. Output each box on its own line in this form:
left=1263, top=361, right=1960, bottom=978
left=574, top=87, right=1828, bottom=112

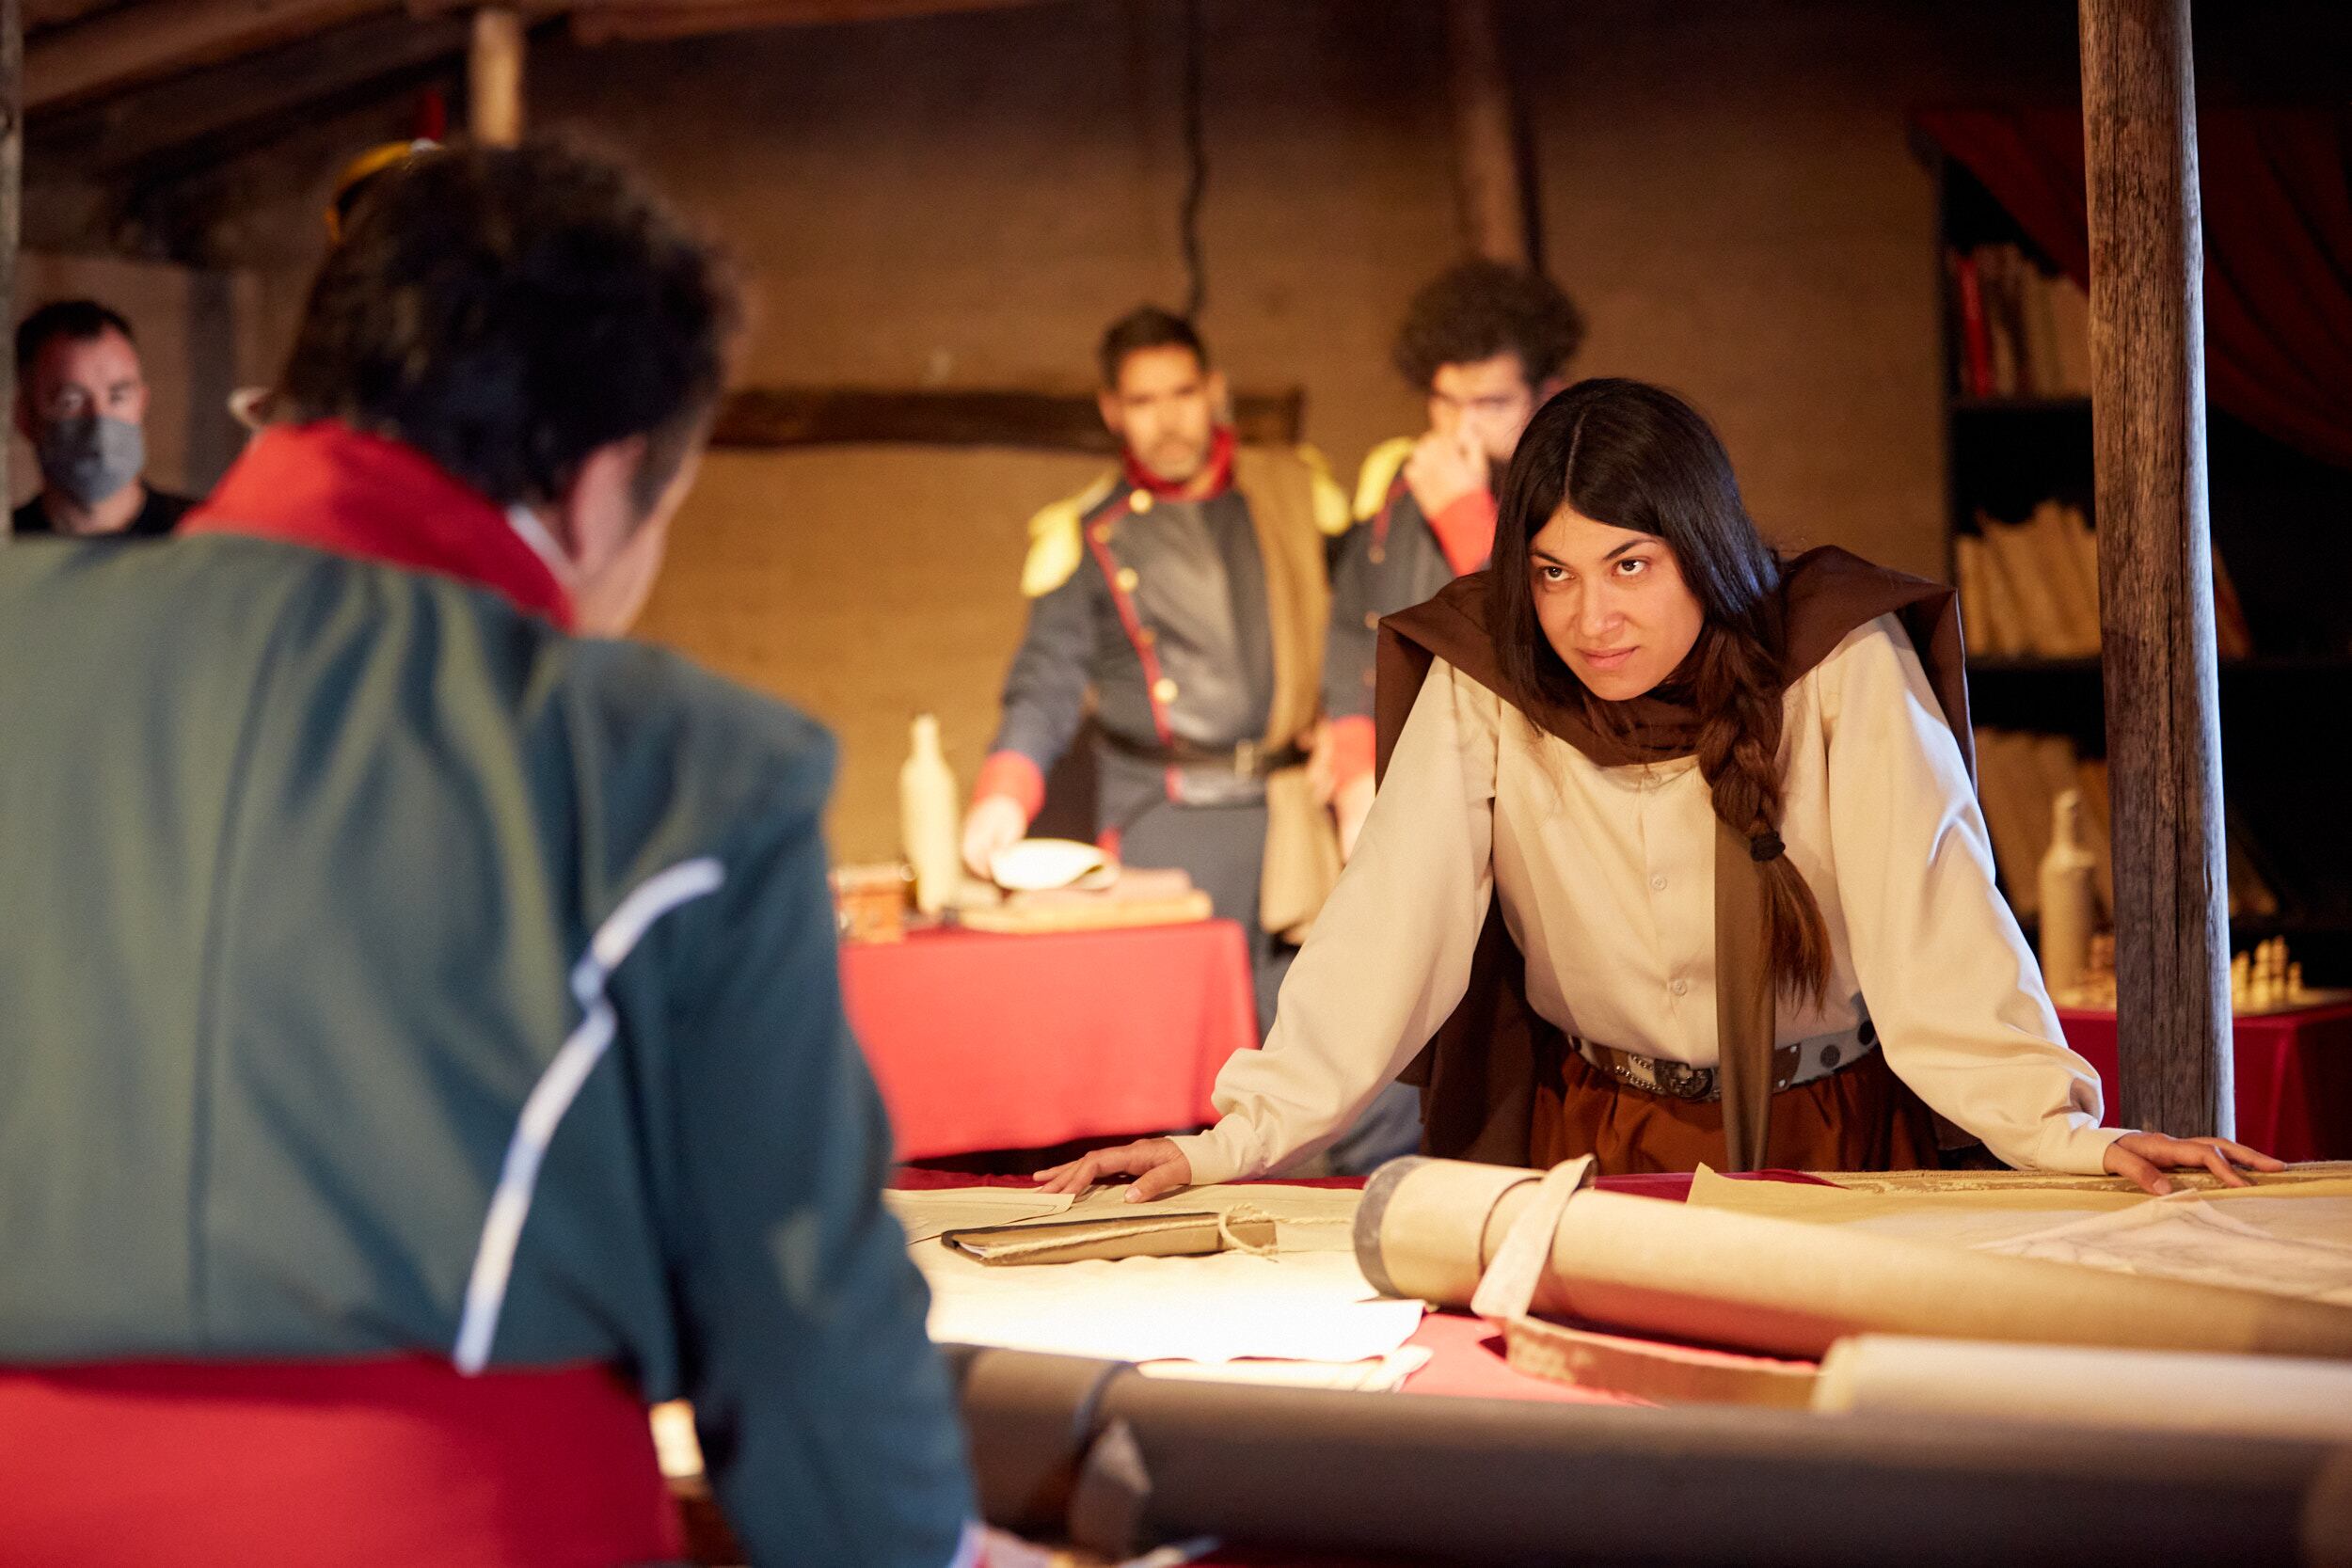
left=1323, top=261, right=1586, bottom=858
left=962, top=308, right=1349, bottom=1032
left=0, top=143, right=998, bottom=1568
left=10, top=300, right=195, bottom=540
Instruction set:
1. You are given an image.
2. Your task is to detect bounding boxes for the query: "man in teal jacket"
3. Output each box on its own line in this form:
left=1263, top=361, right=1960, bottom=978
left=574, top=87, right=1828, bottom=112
left=0, top=142, right=983, bottom=1567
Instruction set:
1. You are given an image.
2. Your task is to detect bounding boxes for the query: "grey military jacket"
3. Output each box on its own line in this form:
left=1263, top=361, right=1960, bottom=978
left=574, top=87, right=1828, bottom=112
left=0, top=535, right=974, bottom=1566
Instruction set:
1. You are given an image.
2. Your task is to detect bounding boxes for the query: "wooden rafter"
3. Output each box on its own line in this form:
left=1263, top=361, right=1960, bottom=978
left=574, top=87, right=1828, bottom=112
left=28, top=11, right=468, bottom=173
left=24, top=0, right=389, bottom=114
left=570, top=0, right=1075, bottom=48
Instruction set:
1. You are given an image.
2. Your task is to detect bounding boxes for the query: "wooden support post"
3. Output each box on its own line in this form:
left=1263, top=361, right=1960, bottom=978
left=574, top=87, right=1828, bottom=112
left=1442, top=0, right=1529, bottom=266
left=2079, top=0, right=2230, bottom=1136
left=2, top=0, right=18, bottom=536
left=470, top=8, right=526, bottom=147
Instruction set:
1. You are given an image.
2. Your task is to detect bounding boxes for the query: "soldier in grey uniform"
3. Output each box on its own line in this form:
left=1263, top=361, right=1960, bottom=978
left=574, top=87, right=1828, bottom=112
left=963, top=309, right=1346, bottom=1033
left=1325, top=261, right=1587, bottom=853
left=1312, top=261, right=1584, bottom=1174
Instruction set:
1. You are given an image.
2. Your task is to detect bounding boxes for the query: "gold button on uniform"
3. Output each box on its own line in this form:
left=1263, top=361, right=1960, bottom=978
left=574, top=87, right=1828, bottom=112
left=1116, top=567, right=1140, bottom=593
left=1363, top=611, right=1379, bottom=629
left=1129, top=490, right=1155, bottom=514
left=1152, top=677, right=1180, bottom=704
left=1090, top=522, right=1113, bottom=544
left=1368, top=546, right=1386, bottom=564
left=1137, top=626, right=1157, bottom=645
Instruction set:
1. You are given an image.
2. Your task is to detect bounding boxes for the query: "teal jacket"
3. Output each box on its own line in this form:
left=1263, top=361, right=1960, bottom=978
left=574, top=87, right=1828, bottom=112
left=0, top=534, right=975, bottom=1566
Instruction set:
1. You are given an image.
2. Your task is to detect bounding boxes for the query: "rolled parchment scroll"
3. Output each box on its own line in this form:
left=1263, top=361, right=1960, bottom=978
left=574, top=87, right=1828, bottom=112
left=1353, top=1157, right=2352, bottom=1360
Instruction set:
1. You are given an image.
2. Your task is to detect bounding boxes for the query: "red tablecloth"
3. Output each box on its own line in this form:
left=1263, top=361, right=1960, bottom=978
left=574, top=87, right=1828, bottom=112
left=2058, top=1004, right=2352, bottom=1161
left=842, top=922, right=1258, bottom=1161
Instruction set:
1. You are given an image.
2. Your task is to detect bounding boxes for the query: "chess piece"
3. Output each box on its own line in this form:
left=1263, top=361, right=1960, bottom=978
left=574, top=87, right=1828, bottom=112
left=2232, top=949, right=2251, bottom=1011
left=2037, top=789, right=2098, bottom=998
left=2290, top=961, right=2308, bottom=1004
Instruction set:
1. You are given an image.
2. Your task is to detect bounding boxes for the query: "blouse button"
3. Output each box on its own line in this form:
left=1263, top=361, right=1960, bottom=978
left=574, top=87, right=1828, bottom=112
left=1649, top=874, right=1668, bottom=891
left=1671, top=978, right=1690, bottom=997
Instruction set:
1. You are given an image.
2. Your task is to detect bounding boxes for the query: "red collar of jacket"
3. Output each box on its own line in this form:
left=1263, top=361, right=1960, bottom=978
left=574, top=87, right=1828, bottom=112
left=1120, top=424, right=1236, bottom=500
left=183, top=422, right=576, bottom=630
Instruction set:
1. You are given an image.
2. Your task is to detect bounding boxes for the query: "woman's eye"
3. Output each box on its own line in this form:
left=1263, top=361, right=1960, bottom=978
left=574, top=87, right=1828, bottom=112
left=1537, top=565, right=1567, bottom=583
left=1615, top=557, right=1650, bottom=578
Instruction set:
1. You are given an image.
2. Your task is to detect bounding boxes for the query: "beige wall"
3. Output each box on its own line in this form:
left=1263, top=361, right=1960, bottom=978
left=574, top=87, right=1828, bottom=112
left=110, top=0, right=2084, bottom=860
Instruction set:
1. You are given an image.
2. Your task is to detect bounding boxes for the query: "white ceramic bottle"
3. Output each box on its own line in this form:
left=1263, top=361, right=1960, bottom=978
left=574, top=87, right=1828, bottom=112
left=900, top=713, right=961, bottom=918
left=2038, top=787, right=2099, bottom=997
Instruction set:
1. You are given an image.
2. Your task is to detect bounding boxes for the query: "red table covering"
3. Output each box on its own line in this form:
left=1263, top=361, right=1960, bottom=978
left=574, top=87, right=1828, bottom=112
left=2058, top=1003, right=2352, bottom=1161
left=842, top=922, right=1259, bottom=1162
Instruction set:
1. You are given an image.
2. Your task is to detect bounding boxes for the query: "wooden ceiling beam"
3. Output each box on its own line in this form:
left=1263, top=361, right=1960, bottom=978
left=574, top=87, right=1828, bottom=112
left=570, top=0, right=1073, bottom=47
left=28, top=12, right=469, bottom=173
left=25, top=0, right=391, bottom=115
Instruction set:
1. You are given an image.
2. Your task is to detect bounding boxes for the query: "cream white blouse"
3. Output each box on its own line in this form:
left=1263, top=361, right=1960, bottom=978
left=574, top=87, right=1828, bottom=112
left=1170, top=614, right=2125, bottom=1184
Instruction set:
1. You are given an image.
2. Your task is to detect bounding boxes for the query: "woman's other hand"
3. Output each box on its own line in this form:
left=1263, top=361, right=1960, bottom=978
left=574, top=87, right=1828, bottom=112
left=1033, top=1138, right=1192, bottom=1201
left=2101, top=1131, right=2287, bottom=1196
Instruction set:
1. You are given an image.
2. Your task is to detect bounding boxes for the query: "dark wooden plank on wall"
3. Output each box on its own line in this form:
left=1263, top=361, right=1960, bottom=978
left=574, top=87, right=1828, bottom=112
left=2080, top=0, right=2232, bottom=1136
left=710, top=386, right=1305, bottom=454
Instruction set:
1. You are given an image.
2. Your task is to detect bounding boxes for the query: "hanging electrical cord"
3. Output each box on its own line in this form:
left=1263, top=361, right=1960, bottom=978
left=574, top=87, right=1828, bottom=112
left=1177, top=0, right=1211, bottom=319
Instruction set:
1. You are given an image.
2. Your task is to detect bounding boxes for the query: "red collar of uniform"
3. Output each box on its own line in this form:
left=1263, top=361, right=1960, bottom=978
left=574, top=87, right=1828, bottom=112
left=1120, top=424, right=1236, bottom=500
left=183, top=421, right=576, bottom=630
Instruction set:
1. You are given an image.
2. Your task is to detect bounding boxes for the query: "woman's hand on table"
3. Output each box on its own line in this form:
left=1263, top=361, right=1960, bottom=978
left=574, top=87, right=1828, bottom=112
left=1033, top=1138, right=1192, bottom=1201
left=2102, top=1131, right=2285, bottom=1196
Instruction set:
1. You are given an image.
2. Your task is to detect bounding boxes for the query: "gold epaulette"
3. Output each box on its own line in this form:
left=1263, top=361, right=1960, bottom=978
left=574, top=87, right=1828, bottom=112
left=1019, top=472, right=1119, bottom=598
left=1353, top=436, right=1417, bottom=522
left=1296, top=444, right=1353, bottom=538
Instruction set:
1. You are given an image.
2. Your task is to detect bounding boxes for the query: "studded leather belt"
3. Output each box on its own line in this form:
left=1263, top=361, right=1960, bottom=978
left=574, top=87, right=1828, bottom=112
left=1574, top=1015, right=1880, bottom=1103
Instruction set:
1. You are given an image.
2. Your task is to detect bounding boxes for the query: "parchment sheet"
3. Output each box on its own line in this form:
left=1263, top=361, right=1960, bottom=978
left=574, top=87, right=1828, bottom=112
left=900, top=1183, right=1422, bottom=1367
left=1688, top=1167, right=2352, bottom=1302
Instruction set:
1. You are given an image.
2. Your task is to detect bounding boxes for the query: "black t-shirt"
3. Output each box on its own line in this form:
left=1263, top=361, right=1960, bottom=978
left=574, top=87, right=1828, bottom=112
left=11, top=487, right=195, bottom=540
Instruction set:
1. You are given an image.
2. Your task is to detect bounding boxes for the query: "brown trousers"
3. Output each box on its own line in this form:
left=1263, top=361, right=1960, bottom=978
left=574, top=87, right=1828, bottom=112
left=1529, top=1040, right=1940, bottom=1175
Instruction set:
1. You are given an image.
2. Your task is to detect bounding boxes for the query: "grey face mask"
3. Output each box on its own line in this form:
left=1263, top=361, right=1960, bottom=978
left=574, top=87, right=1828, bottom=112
left=36, top=415, right=146, bottom=508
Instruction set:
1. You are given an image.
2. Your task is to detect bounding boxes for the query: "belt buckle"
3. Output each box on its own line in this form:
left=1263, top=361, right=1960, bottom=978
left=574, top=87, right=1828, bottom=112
left=1232, top=738, right=1259, bottom=777
left=1654, top=1058, right=1714, bottom=1101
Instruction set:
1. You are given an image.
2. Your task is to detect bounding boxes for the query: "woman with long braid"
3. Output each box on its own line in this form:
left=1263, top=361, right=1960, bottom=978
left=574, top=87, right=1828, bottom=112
left=1041, top=379, right=2275, bottom=1197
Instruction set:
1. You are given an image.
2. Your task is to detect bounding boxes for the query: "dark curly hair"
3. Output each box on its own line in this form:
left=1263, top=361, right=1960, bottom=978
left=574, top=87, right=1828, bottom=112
left=278, top=138, right=739, bottom=511
left=1391, top=261, right=1586, bottom=393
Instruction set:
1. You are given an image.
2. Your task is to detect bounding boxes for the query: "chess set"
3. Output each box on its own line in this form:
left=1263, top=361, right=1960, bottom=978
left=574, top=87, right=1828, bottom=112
left=2054, top=933, right=2352, bottom=1015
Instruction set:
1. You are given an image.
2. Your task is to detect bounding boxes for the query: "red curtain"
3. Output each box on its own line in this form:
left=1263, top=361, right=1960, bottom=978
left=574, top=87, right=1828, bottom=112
left=1916, top=105, right=2352, bottom=469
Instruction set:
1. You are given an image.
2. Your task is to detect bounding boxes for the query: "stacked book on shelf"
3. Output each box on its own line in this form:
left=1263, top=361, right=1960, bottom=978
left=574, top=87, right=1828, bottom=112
left=1957, top=501, right=2254, bottom=658
left=1947, top=244, right=2091, bottom=399
left=1972, top=728, right=2280, bottom=926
